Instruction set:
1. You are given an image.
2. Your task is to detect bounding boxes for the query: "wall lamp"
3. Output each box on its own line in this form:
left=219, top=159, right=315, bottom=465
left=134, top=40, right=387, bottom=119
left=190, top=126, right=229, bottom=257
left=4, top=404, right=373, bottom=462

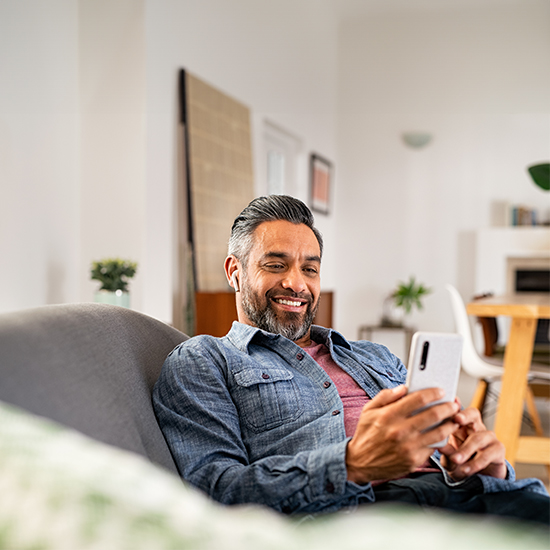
left=402, top=132, right=432, bottom=149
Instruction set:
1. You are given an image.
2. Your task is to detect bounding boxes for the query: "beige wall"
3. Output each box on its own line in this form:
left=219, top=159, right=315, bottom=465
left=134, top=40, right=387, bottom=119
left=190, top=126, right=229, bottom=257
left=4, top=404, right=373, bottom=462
left=335, top=1, right=550, bottom=339
left=143, top=0, right=340, bottom=322
left=0, top=0, right=147, bottom=314
left=0, top=0, right=80, bottom=314
left=79, top=0, right=146, bottom=311
left=0, top=0, right=339, bottom=322
left=1, top=0, right=548, bottom=340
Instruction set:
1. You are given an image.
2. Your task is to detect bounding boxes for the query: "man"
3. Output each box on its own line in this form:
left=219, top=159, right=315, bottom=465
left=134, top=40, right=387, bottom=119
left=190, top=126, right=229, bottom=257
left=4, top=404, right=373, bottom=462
left=153, top=195, right=549, bottom=523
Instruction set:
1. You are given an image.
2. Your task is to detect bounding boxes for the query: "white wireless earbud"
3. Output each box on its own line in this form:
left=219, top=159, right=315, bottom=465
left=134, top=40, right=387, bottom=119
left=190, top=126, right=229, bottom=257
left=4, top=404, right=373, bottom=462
left=231, top=272, right=240, bottom=292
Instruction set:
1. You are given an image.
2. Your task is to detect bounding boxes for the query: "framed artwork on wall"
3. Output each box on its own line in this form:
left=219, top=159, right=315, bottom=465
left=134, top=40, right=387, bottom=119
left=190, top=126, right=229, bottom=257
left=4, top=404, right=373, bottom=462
left=310, top=153, right=332, bottom=215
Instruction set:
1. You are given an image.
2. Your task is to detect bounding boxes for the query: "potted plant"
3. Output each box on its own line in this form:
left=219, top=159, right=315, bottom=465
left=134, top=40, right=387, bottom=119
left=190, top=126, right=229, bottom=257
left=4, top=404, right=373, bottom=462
left=381, top=276, right=431, bottom=327
left=91, top=258, right=137, bottom=308
left=528, top=162, right=549, bottom=192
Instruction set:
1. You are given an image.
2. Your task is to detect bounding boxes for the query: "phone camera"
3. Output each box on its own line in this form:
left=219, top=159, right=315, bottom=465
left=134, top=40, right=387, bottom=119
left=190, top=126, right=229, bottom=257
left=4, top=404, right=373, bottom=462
left=420, top=341, right=429, bottom=370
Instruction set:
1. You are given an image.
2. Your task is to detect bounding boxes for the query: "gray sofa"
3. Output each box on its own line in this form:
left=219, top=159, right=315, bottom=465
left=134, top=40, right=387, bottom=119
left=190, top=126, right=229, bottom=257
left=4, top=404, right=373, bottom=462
left=0, top=303, right=547, bottom=550
left=0, top=303, right=187, bottom=473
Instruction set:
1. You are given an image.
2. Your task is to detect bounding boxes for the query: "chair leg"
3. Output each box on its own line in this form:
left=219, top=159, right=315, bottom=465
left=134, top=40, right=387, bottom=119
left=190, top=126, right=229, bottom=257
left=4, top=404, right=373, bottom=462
left=523, top=385, right=550, bottom=480
left=525, top=386, right=544, bottom=437
left=470, top=380, right=550, bottom=478
left=470, top=379, right=489, bottom=413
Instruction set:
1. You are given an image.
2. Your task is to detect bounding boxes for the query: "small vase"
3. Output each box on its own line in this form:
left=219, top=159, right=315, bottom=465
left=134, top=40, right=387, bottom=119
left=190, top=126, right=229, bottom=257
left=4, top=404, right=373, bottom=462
left=380, top=296, right=405, bottom=327
left=94, top=290, right=130, bottom=308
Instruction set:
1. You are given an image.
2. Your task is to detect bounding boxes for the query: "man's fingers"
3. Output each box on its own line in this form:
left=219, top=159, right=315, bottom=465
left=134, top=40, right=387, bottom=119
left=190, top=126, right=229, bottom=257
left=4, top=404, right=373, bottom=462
left=444, top=431, right=506, bottom=480
left=450, top=442, right=502, bottom=479
left=365, top=386, right=453, bottom=419
left=449, top=431, right=500, bottom=465
left=408, top=400, right=459, bottom=430
left=418, top=419, right=460, bottom=448
left=399, top=387, right=449, bottom=417
left=362, top=385, right=408, bottom=410
left=363, top=387, right=460, bottom=437
left=452, top=406, right=485, bottom=431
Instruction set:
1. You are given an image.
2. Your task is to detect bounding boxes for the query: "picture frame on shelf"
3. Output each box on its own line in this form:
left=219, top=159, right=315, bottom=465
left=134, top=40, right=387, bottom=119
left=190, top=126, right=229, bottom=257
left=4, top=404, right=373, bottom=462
left=310, top=153, right=331, bottom=215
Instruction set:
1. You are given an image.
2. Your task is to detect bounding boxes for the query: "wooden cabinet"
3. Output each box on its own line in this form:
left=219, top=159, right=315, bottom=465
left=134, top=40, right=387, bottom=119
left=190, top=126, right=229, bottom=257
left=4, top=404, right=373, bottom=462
left=195, top=292, right=238, bottom=337
left=195, top=291, right=333, bottom=337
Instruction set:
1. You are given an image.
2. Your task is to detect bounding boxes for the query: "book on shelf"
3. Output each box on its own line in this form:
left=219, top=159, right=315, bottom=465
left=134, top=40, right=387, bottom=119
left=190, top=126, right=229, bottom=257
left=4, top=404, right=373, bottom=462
left=511, top=206, right=538, bottom=226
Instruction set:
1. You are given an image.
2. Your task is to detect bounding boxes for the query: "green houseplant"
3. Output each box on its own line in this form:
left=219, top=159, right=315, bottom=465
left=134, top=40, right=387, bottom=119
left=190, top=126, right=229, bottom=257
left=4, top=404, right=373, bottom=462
left=528, top=163, right=550, bottom=192
left=91, top=258, right=137, bottom=308
left=381, top=276, right=431, bottom=327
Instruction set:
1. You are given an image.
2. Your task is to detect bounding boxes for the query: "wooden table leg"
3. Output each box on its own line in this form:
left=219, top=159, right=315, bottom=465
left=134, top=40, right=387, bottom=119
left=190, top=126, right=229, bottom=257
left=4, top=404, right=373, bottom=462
left=493, top=317, right=537, bottom=466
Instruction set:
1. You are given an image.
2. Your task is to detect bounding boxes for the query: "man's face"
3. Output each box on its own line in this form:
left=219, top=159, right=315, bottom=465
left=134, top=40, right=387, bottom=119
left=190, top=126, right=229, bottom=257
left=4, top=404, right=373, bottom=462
left=237, top=220, right=321, bottom=346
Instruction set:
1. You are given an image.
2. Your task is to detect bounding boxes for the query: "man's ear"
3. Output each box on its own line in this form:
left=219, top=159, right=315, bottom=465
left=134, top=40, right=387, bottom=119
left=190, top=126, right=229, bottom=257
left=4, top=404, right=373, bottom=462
left=224, top=256, right=240, bottom=292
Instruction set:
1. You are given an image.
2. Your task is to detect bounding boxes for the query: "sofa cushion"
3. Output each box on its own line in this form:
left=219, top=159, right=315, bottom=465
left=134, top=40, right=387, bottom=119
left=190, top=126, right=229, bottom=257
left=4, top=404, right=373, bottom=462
left=0, top=303, right=187, bottom=473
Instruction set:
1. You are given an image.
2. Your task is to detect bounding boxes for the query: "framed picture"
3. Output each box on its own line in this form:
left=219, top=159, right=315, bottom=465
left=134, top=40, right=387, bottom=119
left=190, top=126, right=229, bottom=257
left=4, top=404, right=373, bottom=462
left=310, top=153, right=331, bottom=215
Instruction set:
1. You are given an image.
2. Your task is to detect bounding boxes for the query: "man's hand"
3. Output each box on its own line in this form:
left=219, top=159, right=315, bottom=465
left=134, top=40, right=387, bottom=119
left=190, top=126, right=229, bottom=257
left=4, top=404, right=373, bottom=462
left=438, top=404, right=507, bottom=480
left=346, top=385, right=460, bottom=484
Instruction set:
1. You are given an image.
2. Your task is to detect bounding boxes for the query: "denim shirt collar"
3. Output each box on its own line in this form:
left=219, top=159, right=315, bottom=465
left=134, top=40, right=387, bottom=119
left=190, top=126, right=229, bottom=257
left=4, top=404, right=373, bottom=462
left=225, top=321, right=353, bottom=353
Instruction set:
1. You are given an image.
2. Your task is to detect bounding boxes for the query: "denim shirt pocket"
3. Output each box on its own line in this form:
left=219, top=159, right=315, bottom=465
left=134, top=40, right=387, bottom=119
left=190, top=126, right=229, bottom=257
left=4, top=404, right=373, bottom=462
left=232, top=367, right=303, bottom=432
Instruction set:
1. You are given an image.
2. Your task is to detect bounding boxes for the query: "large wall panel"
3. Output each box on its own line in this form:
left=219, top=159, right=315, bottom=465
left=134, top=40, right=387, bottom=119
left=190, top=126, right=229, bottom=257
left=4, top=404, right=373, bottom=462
left=182, top=70, right=255, bottom=292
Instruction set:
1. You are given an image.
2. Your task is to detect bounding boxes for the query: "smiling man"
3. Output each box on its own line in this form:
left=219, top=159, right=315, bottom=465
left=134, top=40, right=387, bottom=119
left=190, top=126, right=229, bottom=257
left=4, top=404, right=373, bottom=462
left=227, top=218, right=321, bottom=345
left=153, top=195, right=549, bottom=523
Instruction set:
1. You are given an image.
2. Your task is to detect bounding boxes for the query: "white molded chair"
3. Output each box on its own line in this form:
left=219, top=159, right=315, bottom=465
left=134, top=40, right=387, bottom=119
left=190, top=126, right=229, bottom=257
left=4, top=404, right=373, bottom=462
left=445, top=284, right=549, bottom=436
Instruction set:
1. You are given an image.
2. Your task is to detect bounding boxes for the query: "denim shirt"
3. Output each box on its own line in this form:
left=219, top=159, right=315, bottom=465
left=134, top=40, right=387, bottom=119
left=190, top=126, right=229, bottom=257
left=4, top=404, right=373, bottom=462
left=153, top=322, right=548, bottom=515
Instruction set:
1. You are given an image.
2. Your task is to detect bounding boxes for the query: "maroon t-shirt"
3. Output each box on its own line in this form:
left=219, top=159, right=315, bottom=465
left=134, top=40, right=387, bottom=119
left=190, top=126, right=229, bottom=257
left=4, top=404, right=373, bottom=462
left=303, top=340, right=366, bottom=438
left=303, top=340, right=438, bottom=482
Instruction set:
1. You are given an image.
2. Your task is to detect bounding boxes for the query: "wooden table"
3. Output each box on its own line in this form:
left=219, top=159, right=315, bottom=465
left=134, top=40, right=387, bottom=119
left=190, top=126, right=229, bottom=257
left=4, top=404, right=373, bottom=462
left=467, top=294, right=550, bottom=466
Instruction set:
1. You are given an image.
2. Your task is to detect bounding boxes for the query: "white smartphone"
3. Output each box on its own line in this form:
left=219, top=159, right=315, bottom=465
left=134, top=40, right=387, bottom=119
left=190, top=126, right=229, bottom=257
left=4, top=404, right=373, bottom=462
left=405, top=332, right=463, bottom=447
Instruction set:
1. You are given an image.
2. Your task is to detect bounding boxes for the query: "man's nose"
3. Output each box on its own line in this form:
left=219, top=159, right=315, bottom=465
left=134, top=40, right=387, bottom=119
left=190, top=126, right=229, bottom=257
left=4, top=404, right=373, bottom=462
left=281, top=267, right=307, bottom=293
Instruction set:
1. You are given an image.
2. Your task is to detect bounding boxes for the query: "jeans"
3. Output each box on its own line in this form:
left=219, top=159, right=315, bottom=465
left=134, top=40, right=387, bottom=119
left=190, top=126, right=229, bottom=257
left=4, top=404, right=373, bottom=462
left=373, top=472, right=550, bottom=526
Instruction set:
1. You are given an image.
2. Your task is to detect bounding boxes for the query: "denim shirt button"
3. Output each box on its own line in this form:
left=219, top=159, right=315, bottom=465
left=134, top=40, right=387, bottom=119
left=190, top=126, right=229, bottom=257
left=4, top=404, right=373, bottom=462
left=331, top=410, right=340, bottom=416
left=325, top=481, right=335, bottom=493
left=261, top=373, right=270, bottom=379
left=387, top=371, right=394, bottom=378
left=296, top=353, right=304, bottom=361
left=323, top=381, right=331, bottom=389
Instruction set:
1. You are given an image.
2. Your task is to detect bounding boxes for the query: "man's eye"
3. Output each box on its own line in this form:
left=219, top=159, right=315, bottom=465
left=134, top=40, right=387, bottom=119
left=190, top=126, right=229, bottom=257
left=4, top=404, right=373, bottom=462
left=266, top=263, right=284, bottom=270
left=304, top=267, right=319, bottom=275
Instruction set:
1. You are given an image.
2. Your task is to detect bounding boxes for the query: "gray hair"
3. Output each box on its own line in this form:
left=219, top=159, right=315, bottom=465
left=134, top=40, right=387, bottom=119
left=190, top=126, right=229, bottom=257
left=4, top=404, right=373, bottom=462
left=228, top=195, right=323, bottom=266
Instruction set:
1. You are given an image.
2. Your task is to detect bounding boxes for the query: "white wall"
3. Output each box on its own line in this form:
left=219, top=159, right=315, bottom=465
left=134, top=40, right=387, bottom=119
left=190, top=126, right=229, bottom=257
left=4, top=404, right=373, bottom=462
left=2, top=0, right=548, bottom=339
left=143, top=0, right=339, bottom=323
left=335, top=1, right=550, bottom=340
left=0, top=0, right=339, bottom=323
left=79, top=0, right=146, bottom=311
left=0, top=0, right=147, bottom=314
left=0, top=0, right=80, bottom=313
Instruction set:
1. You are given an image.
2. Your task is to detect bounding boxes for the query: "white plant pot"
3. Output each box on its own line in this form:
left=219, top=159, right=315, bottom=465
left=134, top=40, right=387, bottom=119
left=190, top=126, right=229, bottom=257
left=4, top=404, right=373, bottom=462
left=94, top=290, right=130, bottom=309
left=381, top=296, right=405, bottom=328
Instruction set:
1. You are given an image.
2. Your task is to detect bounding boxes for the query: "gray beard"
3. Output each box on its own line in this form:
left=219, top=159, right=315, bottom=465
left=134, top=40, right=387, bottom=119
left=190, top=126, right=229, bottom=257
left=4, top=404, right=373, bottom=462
left=240, top=282, right=318, bottom=342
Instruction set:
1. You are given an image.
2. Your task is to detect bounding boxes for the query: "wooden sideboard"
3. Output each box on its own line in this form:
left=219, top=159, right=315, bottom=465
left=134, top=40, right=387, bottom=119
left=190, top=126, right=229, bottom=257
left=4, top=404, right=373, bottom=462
left=195, top=291, right=334, bottom=337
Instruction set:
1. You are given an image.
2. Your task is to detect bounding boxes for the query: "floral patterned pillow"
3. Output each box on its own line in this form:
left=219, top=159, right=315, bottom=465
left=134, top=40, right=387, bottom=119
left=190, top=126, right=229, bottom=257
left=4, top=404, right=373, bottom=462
left=0, top=401, right=546, bottom=550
